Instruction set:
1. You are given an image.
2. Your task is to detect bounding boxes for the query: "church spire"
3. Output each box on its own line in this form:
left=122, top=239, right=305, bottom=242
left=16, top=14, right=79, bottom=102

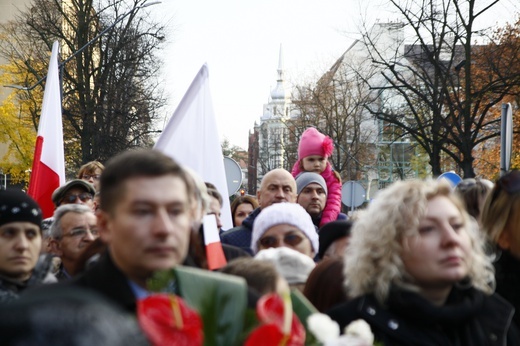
left=271, top=43, right=286, bottom=100
left=277, top=43, right=284, bottom=82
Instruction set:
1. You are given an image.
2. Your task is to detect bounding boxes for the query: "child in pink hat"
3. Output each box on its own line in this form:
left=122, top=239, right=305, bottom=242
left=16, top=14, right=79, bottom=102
left=292, top=127, right=342, bottom=227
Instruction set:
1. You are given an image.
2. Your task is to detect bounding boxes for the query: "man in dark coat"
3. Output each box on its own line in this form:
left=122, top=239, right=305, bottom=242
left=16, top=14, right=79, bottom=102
left=68, top=149, right=197, bottom=313
left=220, top=168, right=297, bottom=255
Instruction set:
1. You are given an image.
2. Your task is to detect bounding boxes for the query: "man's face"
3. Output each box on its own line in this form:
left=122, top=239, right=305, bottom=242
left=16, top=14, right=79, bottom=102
left=297, top=183, right=327, bottom=217
left=98, top=175, right=193, bottom=286
left=257, top=170, right=297, bottom=208
left=51, top=211, right=98, bottom=268
left=59, top=187, right=94, bottom=210
left=0, top=222, right=42, bottom=281
left=208, top=196, right=223, bottom=229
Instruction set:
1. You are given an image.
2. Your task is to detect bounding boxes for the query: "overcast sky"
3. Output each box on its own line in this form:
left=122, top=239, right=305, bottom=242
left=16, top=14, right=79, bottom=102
left=149, top=0, right=519, bottom=149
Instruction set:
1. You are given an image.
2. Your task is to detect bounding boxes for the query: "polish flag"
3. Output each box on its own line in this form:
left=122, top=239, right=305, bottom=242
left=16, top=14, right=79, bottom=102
left=28, top=41, right=65, bottom=218
left=202, top=215, right=227, bottom=270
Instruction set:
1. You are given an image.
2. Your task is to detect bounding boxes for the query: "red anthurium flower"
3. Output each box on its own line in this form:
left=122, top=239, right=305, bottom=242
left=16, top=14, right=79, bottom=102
left=256, top=293, right=285, bottom=325
left=137, top=294, right=203, bottom=346
left=245, top=294, right=305, bottom=346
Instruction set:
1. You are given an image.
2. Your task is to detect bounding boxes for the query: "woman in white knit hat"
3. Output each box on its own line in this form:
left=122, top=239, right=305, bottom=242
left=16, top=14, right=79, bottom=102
left=250, top=202, right=319, bottom=258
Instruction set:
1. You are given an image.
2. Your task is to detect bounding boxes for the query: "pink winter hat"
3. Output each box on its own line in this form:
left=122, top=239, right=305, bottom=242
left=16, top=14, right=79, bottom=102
left=298, top=127, right=334, bottom=159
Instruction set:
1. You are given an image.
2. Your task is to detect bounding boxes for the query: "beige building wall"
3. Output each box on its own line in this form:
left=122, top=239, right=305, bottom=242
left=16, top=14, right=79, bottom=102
left=0, top=0, right=33, bottom=98
left=0, top=0, right=33, bottom=62
left=0, top=0, right=33, bottom=23
left=0, top=0, right=34, bottom=167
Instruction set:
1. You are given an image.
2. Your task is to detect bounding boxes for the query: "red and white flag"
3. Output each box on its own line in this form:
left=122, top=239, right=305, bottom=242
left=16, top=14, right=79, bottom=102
left=202, top=215, right=227, bottom=270
left=28, top=41, right=65, bottom=218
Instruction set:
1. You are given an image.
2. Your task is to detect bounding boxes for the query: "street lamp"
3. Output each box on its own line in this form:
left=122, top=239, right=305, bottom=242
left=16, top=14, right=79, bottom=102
left=4, top=0, right=161, bottom=91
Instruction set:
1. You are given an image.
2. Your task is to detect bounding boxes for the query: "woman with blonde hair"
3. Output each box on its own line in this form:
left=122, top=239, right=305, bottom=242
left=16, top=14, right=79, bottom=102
left=481, top=170, right=520, bottom=328
left=327, top=179, right=519, bottom=345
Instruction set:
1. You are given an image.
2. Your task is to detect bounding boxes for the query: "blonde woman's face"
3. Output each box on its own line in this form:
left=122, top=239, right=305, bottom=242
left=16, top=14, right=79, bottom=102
left=401, top=196, right=471, bottom=293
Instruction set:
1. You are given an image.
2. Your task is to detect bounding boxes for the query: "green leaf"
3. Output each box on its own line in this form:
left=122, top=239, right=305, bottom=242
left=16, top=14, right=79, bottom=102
left=160, top=266, right=249, bottom=346
left=290, top=289, right=320, bottom=346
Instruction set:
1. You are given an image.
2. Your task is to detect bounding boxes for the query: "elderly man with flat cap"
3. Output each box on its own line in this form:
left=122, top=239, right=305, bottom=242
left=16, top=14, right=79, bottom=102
left=295, top=172, right=347, bottom=227
left=41, top=180, right=97, bottom=255
left=51, top=180, right=96, bottom=211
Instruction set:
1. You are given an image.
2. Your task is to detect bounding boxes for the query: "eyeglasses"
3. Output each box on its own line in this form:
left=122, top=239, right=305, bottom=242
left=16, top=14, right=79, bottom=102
left=62, top=227, right=99, bottom=239
left=490, top=170, right=520, bottom=204
left=82, top=174, right=101, bottom=181
left=259, top=233, right=305, bottom=248
left=61, top=192, right=93, bottom=204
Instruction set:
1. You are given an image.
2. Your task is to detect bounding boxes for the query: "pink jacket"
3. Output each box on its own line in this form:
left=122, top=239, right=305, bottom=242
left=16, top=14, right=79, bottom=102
left=292, top=160, right=342, bottom=227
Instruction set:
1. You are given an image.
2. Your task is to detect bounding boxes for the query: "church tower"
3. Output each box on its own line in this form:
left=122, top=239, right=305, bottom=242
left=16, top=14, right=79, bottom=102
left=250, top=44, right=296, bottom=190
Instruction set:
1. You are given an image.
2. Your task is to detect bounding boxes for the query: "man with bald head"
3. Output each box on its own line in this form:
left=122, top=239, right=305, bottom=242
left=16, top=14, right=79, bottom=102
left=220, top=169, right=297, bottom=254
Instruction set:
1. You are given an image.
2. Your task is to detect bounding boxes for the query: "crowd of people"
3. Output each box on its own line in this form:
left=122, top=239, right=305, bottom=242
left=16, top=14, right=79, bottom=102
left=0, top=127, right=519, bottom=345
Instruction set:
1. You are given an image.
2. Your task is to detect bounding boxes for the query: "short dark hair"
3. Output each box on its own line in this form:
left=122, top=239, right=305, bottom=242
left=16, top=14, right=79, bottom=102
left=205, top=183, right=223, bottom=206
left=220, top=257, right=279, bottom=296
left=100, top=149, right=194, bottom=214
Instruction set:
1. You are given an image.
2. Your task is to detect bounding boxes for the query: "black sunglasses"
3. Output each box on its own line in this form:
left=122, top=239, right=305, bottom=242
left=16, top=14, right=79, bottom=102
left=490, top=170, right=520, bottom=204
left=61, top=192, right=93, bottom=204
left=259, top=233, right=304, bottom=248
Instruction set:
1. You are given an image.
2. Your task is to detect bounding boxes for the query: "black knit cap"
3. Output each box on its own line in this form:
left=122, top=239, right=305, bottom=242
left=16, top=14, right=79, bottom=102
left=318, top=220, right=353, bottom=259
left=0, top=189, right=43, bottom=229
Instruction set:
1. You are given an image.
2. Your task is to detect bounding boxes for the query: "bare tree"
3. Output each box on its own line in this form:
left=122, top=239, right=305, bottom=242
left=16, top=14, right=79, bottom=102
left=359, top=0, right=520, bottom=177
left=0, top=0, right=165, bottom=171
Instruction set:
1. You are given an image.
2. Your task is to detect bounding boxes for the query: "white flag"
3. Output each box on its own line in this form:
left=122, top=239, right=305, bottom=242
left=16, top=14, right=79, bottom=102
left=154, top=64, right=232, bottom=229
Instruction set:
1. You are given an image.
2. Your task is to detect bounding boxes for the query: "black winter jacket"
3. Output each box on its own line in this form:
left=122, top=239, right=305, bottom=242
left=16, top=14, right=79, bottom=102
left=327, top=285, right=520, bottom=346
left=494, top=250, right=520, bottom=329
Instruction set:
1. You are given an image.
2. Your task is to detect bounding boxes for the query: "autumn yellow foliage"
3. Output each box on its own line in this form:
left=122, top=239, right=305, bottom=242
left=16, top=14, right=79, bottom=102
left=0, top=63, right=41, bottom=186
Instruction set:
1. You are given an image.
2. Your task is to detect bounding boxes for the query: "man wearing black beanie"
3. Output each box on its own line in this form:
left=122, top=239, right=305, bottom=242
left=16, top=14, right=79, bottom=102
left=0, top=189, right=55, bottom=303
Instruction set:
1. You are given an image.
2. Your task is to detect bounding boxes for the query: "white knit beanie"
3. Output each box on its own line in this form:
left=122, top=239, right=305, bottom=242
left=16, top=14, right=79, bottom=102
left=251, top=202, right=319, bottom=254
